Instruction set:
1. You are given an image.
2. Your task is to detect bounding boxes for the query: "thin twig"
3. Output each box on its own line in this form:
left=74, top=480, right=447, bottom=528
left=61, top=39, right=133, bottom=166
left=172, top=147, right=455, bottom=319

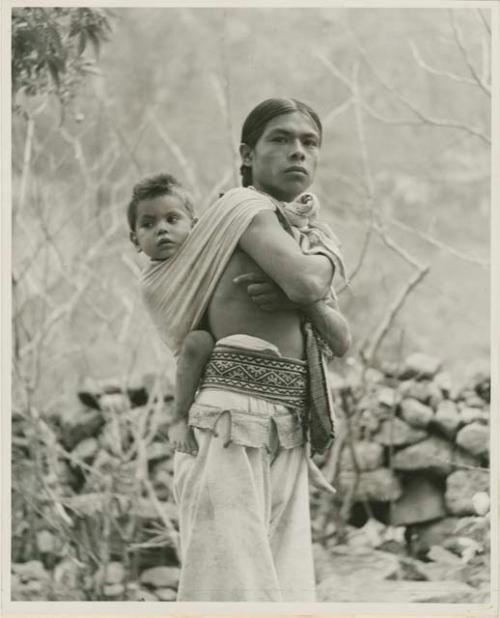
left=409, top=40, right=477, bottom=88
left=323, top=96, right=354, bottom=127
left=340, top=27, right=491, bottom=143
left=362, top=265, right=430, bottom=364
left=382, top=213, right=489, bottom=269
left=338, top=222, right=373, bottom=295
left=374, top=221, right=424, bottom=270
left=449, top=9, right=491, bottom=97
left=476, top=8, right=491, bottom=35
left=18, top=115, right=35, bottom=212
left=147, top=110, right=201, bottom=203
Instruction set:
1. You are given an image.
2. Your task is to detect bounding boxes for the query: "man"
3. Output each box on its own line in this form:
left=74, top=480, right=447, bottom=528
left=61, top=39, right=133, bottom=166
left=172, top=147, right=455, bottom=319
left=141, top=98, right=350, bottom=601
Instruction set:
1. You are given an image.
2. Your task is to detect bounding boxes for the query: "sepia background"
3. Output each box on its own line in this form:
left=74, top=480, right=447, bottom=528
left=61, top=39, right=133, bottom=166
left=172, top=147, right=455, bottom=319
left=11, top=7, right=491, bottom=603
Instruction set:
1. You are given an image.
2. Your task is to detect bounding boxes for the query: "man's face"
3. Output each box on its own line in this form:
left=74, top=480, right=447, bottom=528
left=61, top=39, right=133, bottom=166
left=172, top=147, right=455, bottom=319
left=241, top=111, right=321, bottom=202
left=131, top=194, right=193, bottom=260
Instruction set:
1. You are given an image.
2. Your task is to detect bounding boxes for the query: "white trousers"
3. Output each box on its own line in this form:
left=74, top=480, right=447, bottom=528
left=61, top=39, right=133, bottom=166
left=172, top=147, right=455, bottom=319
left=174, top=420, right=315, bottom=601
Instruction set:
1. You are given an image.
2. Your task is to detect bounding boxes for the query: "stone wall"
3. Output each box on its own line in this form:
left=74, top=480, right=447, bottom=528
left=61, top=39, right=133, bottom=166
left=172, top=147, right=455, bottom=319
left=11, top=354, right=490, bottom=601
left=330, top=353, right=490, bottom=530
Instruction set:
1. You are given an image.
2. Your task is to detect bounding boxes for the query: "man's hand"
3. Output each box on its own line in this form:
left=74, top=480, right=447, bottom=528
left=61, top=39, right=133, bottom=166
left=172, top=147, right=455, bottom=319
left=233, top=271, right=297, bottom=312
left=168, top=418, right=198, bottom=455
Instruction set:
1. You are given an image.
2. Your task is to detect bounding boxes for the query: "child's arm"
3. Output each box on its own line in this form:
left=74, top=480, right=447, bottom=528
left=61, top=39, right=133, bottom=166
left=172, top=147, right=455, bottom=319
left=168, top=330, right=215, bottom=455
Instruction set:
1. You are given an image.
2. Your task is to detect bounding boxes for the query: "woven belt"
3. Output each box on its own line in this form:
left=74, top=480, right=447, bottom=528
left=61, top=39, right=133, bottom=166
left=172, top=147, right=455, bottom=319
left=200, top=345, right=308, bottom=411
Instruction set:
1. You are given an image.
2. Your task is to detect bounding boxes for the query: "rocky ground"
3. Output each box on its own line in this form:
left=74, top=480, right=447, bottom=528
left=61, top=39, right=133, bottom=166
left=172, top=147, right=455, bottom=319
left=11, top=353, right=491, bottom=603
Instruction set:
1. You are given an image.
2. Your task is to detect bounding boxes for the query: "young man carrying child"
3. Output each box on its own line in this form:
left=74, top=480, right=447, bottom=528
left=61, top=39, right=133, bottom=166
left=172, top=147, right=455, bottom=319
left=128, top=173, right=349, bottom=456
left=128, top=98, right=350, bottom=601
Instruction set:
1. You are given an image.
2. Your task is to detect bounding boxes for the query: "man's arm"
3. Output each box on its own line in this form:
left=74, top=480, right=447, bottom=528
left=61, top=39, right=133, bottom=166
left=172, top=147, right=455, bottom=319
left=302, top=297, right=351, bottom=358
left=234, top=272, right=351, bottom=357
left=238, top=210, right=334, bottom=305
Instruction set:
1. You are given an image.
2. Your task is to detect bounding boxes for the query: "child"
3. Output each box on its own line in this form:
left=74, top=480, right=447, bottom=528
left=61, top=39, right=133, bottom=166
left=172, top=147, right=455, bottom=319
left=128, top=173, right=349, bottom=460
left=128, top=174, right=214, bottom=455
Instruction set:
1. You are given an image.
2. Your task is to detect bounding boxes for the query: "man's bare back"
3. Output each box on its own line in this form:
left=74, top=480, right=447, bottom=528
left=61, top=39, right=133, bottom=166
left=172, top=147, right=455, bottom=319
left=207, top=248, right=305, bottom=360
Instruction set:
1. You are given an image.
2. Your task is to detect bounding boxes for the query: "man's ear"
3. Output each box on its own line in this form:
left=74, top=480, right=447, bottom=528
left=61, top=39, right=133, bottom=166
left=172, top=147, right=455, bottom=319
left=239, top=143, right=253, bottom=167
left=129, top=230, right=142, bottom=253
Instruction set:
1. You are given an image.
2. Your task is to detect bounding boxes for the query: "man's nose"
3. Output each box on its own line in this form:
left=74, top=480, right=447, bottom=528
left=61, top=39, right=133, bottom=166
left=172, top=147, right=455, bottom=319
left=289, top=139, right=306, bottom=160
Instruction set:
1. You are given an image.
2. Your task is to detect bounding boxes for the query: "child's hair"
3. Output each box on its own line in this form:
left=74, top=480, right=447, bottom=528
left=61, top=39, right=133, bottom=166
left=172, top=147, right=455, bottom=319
left=240, top=98, right=323, bottom=187
left=127, top=173, right=195, bottom=231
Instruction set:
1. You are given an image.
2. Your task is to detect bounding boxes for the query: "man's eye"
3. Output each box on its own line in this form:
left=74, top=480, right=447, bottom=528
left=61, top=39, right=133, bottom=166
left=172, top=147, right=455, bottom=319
left=141, top=221, right=153, bottom=228
left=167, top=216, right=179, bottom=223
left=272, top=136, right=287, bottom=143
left=304, top=139, right=318, bottom=148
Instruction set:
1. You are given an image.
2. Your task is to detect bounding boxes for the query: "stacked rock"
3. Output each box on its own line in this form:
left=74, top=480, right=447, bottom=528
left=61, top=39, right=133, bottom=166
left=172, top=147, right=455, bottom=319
left=11, top=375, right=181, bottom=601
left=332, top=353, right=490, bottom=532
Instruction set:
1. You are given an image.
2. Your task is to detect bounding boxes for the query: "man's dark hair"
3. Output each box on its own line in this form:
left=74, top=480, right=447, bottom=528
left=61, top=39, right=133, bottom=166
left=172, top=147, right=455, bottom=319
left=240, top=98, right=323, bottom=187
left=127, top=173, right=195, bottom=231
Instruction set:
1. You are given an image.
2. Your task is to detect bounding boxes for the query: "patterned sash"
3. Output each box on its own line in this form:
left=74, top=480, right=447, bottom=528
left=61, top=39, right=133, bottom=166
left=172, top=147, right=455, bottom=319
left=200, top=346, right=308, bottom=412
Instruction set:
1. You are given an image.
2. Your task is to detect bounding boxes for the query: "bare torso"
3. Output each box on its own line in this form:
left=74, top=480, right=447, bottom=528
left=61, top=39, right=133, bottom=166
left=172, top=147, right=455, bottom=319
left=207, top=247, right=305, bottom=360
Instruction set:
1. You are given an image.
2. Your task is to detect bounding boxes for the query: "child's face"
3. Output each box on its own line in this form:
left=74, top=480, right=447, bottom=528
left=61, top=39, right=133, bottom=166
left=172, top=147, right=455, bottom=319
left=131, top=194, right=193, bottom=260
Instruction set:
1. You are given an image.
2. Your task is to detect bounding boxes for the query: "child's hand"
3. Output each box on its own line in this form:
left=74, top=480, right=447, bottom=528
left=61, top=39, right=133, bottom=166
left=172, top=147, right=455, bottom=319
left=168, top=418, right=198, bottom=456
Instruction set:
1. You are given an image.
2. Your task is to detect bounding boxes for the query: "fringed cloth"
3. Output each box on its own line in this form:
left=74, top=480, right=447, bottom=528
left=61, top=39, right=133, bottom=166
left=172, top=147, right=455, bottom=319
left=189, top=335, right=306, bottom=452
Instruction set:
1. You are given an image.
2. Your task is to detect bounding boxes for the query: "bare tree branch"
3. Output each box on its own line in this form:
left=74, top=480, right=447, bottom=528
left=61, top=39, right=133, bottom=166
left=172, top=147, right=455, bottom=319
left=212, top=16, right=240, bottom=187
left=337, top=221, right=373, bottom=295
left=449, top=9, right=491, bottom=97
left=201, top=166, right=234, bottom=211
left=374, top=220, right=424, bottom=271
left=323, top=96, right=354, bottom=127
left=382, top=212, right=489, bottom=269
left=18, top=116, right=35, bottom=212
left=362, top=265, right=430, bottom=364
left=476, top=8, right=491, bottom=35
left=339, top=27, right=491, bottom=144
left=409, top=40, right=477, bottom=88
left=147, top=110, right=201, bottom=203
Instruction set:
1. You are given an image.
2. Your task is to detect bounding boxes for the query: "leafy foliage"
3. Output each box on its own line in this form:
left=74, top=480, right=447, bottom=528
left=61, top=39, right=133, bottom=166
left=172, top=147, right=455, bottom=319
left=12, top=7, right=113, bottom=112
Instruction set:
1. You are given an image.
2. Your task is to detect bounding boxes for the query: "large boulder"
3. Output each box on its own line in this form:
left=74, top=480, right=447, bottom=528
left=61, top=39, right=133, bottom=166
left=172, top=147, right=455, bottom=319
left=139, top=566, right=180, bottom=589
left=60, top=410, right=105, bottom=451
left=445, top=470, right=490, bottom=516
left=397, top=379, right=442, bottom=408
left=377, top=387, right=401, bottom=409
left=337, top=468, right=402, bottom=502
left=456, top=423, right=489, bottom=458
left=390, top=475, right=447, bottom=526
left=433, top=400, right=461, bottom=438
left=156, top=587, right=177, bottom=601
left=95, top=561, right=126, bottom=585
left=459, top=388, right=487, bottom=408
left=339, top=441, right=384, bottom=471
left=413, top=516, right=462, bottom=552
left=459, top=406, right=489, bottom=426
left=400, top=353, right=442, bottom=380
left=433, top=371, right=453, bottom=397
left=400, top=398, right=434, bottom=428
left=373, top=417, right=427, bottom=447
left=390, top=436, right=477, bottom=477
left=70, top=437, right=99, bottom=462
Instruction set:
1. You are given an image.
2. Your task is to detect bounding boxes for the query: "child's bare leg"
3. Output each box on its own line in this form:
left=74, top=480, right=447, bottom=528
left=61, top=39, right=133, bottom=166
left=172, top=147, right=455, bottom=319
left=168, top=330, right=215, bottom=455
